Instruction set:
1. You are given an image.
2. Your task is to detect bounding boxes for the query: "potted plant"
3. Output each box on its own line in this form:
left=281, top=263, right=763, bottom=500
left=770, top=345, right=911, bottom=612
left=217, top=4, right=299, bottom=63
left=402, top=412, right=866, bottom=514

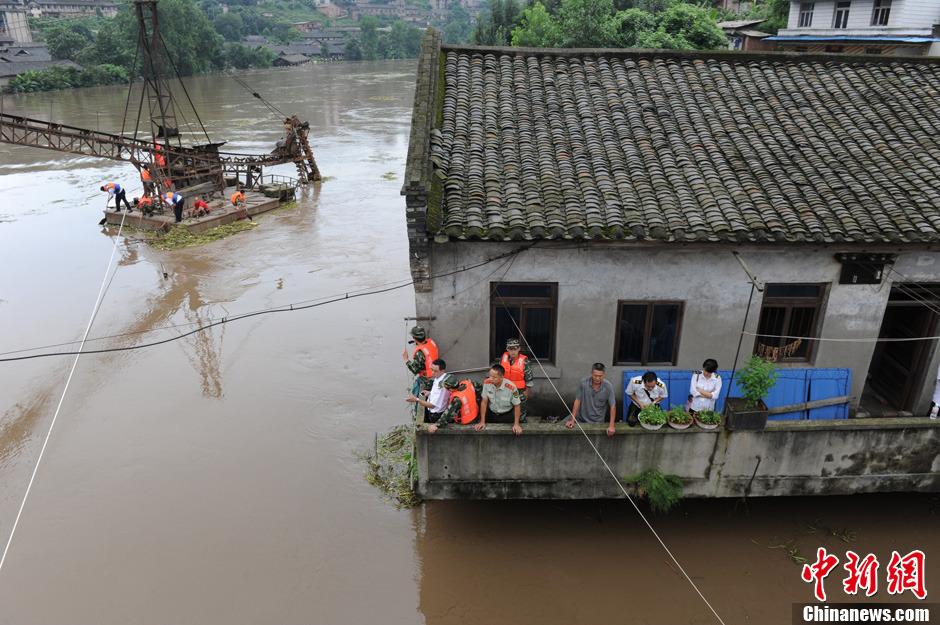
left=725, top=354, right=778, bottom=431
left=638, top=404, right=666, bottom=430
left=694, top=409, right=722, bottom=430
left=666, top=404, right=693, bottom=429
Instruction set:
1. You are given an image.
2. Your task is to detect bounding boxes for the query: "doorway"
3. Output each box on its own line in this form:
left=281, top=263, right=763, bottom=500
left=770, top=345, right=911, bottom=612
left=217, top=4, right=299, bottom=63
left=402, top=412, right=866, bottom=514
left=867, top=284, right=940, bottom=410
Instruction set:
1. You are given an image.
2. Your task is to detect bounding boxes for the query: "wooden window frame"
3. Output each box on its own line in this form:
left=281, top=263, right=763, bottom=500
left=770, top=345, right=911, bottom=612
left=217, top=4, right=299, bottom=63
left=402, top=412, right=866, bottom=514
left=798, top=2, right=815, bottom=27
left=871, top=0, right=890, bottom=25
left=753, top=283, right=826, bottom=364
left=613, top=300, right=684, bottom=367
left=490, top=282, right=557, bottom=364
left=833, top=1, right=851, bottom=28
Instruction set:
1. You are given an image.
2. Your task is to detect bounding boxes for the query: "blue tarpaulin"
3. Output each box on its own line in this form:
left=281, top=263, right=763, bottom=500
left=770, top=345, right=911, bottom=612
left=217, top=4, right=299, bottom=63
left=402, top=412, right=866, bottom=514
left=621, top=368, right=851, bottom=421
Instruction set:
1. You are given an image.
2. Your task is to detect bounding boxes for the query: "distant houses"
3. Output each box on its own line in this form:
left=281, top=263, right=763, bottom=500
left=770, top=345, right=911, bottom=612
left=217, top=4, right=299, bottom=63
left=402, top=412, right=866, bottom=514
left=768, top=0, right=940, bottom=56
left=0, top=37, right=81, bottom=87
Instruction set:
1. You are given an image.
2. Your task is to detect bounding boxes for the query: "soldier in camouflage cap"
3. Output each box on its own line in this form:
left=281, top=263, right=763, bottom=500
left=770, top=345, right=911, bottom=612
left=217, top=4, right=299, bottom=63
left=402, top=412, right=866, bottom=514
left=427, top=375, right=482, bottom=434
left=499, top=338, right=532, bottom=420
left=403, top=325, right=438, bottom=392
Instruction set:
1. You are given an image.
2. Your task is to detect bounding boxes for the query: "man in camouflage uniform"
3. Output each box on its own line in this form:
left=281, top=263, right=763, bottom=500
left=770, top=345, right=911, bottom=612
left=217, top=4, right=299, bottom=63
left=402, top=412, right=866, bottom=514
left=402, top=325, right=438, bottom=392
left=427, top=375, right=482, bottom=434
left=499, top=338, right=533, bottom=419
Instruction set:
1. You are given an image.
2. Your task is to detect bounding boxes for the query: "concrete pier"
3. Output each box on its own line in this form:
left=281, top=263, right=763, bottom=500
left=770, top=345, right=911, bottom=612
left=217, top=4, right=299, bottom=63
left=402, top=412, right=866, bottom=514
left=414, top=418, right=940, bottom=499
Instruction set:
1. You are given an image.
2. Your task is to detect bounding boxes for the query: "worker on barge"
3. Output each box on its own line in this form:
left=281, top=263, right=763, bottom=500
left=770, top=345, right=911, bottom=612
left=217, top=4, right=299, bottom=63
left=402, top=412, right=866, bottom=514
left=101, top=182, right=132, bottom=212
left=162, top=191, right=185, bottom=223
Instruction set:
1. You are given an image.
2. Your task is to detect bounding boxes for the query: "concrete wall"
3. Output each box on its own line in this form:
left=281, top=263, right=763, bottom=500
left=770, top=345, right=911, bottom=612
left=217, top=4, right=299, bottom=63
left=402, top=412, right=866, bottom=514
left=415, top=419, right=940, bottom=499
left=415, top=241, right=940, bottom=415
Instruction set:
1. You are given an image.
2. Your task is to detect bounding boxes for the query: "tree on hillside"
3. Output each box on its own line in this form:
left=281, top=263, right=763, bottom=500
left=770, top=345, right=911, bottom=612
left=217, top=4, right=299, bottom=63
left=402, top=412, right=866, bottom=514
left=321, top=40, right=330, bottom=57
left=345, top=37, right=363, bottom=60
left=359, top=15, right=378, bottom=60
left=557, top=0, right=617, bottom=47
left=510, top=2, right=560, bottom=47
left=213, top=12, right=245, bottom=42
left=471, top=0, right=522, bottom=46
left=648, top=2, right=727, bottom=49
left=46, top=24, right=93, bottom=60
left=442, top=1, right=472, bottom=44
left=80, top=0, right=223, bottom=77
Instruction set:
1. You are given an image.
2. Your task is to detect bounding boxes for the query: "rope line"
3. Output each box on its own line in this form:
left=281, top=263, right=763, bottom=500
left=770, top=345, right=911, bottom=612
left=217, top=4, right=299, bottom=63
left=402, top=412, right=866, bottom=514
left=490, top=262, right=727, bottom=625
left=0, top=208, right=129, bottom=577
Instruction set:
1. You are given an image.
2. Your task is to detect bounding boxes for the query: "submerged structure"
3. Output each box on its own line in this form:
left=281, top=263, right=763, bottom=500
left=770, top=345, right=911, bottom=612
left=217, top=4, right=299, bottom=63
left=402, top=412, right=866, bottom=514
left=0, top=0, right=321, bottom=228
left=402, top=32, right=940, bottom=498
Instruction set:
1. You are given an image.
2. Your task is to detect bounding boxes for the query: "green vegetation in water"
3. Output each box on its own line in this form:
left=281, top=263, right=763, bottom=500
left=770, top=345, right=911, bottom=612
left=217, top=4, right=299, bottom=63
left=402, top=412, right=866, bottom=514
left=622, top=467, right=684, bottom=514
left=806, top=518, right=858, bottom=543
left=277, top=200, right=299, bottom=211
left=357, top=424, right=421, bottom=509
left=150, top=221, right=258, bottom=250
left=751, top=538, right=808, bottom=565
left=381, top=172, right=397, bottom=181
left=318, top=176, right=336, bottom=183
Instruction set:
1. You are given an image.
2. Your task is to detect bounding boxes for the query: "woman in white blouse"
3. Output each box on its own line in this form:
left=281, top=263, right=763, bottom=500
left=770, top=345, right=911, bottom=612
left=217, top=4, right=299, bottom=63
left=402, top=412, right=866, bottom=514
left=689, top=359, right=721, bottom=414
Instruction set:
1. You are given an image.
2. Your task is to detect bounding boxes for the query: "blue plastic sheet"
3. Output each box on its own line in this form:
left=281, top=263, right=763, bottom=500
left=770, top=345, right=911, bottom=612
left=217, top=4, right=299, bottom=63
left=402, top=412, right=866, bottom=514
left=621, top=367, right=852, bottom=421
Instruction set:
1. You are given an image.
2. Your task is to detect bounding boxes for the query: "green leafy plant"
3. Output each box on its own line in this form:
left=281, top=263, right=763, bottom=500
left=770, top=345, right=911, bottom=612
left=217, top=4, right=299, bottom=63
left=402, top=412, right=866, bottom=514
left=638, top=403, right=666, bottom=426
left=622, top=467, right=684, bottom=514
left=737, top=354, right=778, bottom=409
left=695, top=410, right=721, bottom=425
left=667, top=404, right=692, bottom=425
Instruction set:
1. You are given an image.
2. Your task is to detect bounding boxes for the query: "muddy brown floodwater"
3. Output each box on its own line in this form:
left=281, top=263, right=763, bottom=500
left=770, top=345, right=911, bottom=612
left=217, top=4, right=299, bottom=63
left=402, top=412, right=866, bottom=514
left=0, top=60, right=938, bottom=625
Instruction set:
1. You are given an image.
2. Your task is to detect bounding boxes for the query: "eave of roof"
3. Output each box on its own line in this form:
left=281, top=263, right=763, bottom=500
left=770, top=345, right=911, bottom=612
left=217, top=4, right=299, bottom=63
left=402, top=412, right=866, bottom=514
left=766, top=36, right=940, bottom=42
left=403, top=37, right=940, bottom=245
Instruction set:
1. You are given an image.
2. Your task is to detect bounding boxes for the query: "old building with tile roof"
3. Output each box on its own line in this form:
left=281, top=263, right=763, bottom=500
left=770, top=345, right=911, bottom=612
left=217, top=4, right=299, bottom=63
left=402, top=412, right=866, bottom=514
left=403, top=30, right=940, bottom=418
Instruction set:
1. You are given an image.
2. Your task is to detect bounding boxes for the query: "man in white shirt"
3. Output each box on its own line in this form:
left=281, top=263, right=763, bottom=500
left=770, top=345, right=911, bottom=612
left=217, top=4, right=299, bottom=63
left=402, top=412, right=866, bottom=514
left=405, top=359, right=451, bottom=423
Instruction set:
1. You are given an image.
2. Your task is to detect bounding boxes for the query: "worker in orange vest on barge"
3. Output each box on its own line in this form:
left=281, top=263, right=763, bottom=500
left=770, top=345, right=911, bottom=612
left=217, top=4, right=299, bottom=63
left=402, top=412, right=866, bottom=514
left=500, top=338, right=533, bottom=419
left=162, top=191, right=185, bottom=223
left=101, top=182, right=132, bottom=212
left=427, top=375, right=480, bottom=434
left=231, top=190, right=245, bottom=206
left=133, top=195, right=155, bottom=216
left=403, top=325, right=438, bottom=392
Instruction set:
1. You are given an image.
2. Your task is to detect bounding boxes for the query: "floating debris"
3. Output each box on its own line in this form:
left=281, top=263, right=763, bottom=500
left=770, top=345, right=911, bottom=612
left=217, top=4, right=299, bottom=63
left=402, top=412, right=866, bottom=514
left=358, top=424, right=421, bottom=508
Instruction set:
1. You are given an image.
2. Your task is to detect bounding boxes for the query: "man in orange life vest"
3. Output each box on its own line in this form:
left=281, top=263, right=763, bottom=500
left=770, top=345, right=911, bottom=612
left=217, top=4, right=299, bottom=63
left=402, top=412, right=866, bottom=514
left=403, top=325, right=438, bottom=391
left=101, top=182, right=132, bottom=212
left=427, top=375, right=480, bottom=434
left=231, top=190, right=245, bottom=206
left=133, top=196, right=155, bottom=216
left=500, top=338, right=533, bottom=418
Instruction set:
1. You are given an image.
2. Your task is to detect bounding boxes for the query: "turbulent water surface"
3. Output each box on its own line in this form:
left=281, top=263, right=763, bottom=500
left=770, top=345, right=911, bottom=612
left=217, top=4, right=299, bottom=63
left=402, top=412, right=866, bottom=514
left=0, top=60, right=937, bottom=625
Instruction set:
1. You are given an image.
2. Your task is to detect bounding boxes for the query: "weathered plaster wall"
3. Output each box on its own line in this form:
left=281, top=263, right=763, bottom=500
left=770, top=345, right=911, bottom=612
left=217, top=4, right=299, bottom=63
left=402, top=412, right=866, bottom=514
left=415, top=419, right=940, bottom=499
left=415, top=242, right=940, bottom=414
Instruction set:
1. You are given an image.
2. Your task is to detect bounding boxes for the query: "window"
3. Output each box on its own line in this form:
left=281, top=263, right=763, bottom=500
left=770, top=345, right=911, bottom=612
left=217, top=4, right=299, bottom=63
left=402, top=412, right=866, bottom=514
left=614, top=301, right=683, bottom=366
left=833, top=1, right=851, bottom=28
left=871, top=0, right=890, bottom=25
left=825, top=44, right=845, bottom=52
left=490, top=283, right=557, bottom=363
left=753, top=284, right=826, bottom=363
left=798, top=2, right=814, bottom=27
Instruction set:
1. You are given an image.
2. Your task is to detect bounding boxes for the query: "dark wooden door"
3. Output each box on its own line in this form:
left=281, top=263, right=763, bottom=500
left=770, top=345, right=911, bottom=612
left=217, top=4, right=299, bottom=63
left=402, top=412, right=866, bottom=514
left=869, top=288, right=939, bottom=410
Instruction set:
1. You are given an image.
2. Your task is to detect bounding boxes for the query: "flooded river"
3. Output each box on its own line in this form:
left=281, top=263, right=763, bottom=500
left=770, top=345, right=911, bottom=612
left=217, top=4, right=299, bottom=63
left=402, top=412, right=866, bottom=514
left=0, top=60, right=938, bottom=625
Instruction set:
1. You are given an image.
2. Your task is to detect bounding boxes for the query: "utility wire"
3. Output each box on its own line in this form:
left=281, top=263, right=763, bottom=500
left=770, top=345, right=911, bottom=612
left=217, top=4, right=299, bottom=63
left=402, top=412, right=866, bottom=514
left=0, top=206, right=130, bottom=577
left=0, top=245, right=535, bottom=363
left=491, top=279, right=728, bottom=625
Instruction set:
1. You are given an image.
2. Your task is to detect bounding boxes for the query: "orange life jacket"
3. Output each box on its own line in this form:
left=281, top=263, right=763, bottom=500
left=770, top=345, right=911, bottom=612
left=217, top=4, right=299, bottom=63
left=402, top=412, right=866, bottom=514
left=452, top=381, right=479, bottom=424
left=139, top=197, right=153, bottom=206
left=231, top=191, right=245, bottom=205
left=153, top=142, right=165, bottom=167
left=500, top=352, right=527, bottom=390
left=412, top=338, right=438, bottom=378
left=104, top=182, right=120, bottom=192
left=141, top=169, right=151, bottom=181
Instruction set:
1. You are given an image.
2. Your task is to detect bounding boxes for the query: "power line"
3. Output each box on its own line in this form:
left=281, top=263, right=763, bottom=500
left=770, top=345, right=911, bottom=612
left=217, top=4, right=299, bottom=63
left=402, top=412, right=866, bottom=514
left=0, top=244, right=534, bottom=363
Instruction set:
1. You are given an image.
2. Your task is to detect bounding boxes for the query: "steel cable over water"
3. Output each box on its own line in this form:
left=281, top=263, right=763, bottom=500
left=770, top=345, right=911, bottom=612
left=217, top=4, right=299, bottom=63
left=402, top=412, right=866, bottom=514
left=490, top=259, right=728, bottom=625
left=0, top=207, right=130, bottom=577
